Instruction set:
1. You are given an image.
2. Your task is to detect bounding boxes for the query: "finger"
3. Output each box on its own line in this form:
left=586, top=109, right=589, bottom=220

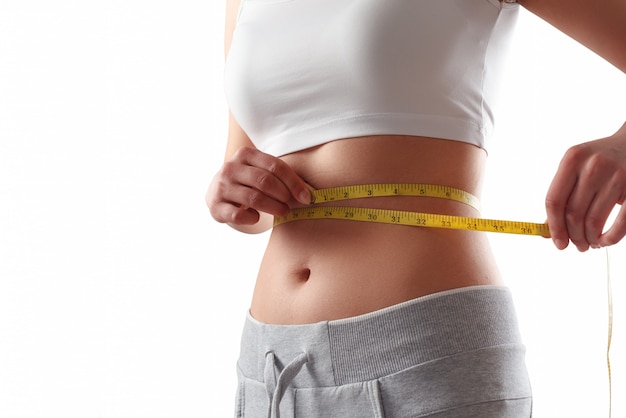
left=209, top=201, right=261, bottom=225
left=584, top=187, right=623, bottom=248
left=207, top=167, right=290, bottom=223
left=220, top=183, right=291, bottom=217
left=223, top=162, right=294, bottom=205
left=563, top=180, right=598, bottom=252
left=599, top=203, right=626, bottom=247
left=236, top=147, right=312, bottom=204
left=596, top=169, right=626, bottom=247
left=545, top=165, right=578, bottom=250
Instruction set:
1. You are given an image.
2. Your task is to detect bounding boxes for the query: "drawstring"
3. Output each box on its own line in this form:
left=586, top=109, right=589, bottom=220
left=264, top=351, right=308, bottom=418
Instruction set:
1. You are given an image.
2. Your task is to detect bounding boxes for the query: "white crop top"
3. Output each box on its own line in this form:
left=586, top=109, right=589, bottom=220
left=224, top=0, right=519, bottom=156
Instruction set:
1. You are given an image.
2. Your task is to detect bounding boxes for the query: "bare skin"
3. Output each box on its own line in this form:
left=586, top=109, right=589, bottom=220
left=252, top=136, right=501, bottom=324
left=208, top=0, right=626, bottom=324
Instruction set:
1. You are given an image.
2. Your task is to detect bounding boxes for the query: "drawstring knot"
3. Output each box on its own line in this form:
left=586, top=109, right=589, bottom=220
left=264, top=351, right=308, bottom=418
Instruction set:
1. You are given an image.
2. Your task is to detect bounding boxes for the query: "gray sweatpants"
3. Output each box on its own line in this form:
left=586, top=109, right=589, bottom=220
left=235, top=285, right=532, bottom=417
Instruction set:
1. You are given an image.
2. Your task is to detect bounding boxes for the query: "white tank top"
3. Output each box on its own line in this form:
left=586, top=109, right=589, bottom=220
left=224, top=0, right=519, bottom=156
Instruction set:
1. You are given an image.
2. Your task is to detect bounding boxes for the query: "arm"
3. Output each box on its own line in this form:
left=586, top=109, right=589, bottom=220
left=519, top=0, right=626, bottom=72
left=519, top=0, right=626, bottom=250
left=206, top=0, right=312, bottom=234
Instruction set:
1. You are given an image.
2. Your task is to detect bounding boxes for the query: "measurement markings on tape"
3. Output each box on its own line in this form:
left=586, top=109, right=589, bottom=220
left=274, top=206, right=550, bottom=237
left=275, top=183, right=550, bottom=237
left=310, top=183, right=481, bottom=211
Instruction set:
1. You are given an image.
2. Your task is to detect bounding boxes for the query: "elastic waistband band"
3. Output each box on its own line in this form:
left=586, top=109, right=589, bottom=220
left=239, top=285, right=522, bottom=386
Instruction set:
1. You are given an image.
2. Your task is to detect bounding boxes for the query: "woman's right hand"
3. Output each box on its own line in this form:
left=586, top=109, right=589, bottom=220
left=206, top=146, right=313, bottom=233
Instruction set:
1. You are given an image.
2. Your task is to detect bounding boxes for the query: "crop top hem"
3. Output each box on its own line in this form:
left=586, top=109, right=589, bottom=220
left=259, top=113, right=489, bottom=157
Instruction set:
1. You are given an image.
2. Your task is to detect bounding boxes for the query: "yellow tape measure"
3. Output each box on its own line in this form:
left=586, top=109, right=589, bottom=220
left=274, top=183, right=550, bottom=237
left=308, top=183, right=482, bottom=210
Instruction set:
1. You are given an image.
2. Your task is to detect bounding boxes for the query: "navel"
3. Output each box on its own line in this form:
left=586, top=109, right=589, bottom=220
left=293, top=267, right=311, bottom=283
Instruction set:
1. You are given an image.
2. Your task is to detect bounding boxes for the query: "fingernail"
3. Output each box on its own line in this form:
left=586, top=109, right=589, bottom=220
left=299, top=190, right=312, bottom=204
left=554, top=239, right=567, bottom=249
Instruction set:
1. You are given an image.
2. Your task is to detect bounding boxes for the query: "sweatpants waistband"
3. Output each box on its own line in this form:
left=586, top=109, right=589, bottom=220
left=238, top=285, right=522, bottom=387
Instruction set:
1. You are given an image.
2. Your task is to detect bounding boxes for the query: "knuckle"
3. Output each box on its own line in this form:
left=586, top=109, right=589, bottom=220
left=266, top=160, right=282, bottom=175
left=563, top=143, right=588, bottom=164
left=584, top=153, right=612, bottom=178
left=544, top=196, right=560, bottom=211
left=246, top=190, right=263, bottom=207
left=233, top=146, right=253, bottom=160
left=256, top=173, right=272, bottom=188
left=212, top=179, right=229, bottom=202
left=585, top=214, right=605, bottom=235
left=220, top=161, right=238, bottom=177
left=230, top=209, right=249, bottom=225
left=564, top=206, right=583, bottom=225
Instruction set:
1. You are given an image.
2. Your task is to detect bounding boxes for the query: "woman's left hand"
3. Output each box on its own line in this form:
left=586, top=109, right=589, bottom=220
left=546, top=122, right=626, bottom=251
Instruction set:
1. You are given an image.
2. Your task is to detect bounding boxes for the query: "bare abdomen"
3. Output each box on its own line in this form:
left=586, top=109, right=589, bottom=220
left=249, top=135, right=503, bottom=325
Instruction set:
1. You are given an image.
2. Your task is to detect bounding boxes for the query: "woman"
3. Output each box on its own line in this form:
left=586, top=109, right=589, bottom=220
left=207, top=0, right=626, bottom=416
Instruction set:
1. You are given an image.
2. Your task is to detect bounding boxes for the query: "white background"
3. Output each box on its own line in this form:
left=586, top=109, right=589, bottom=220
left=1, top=2, right=625, bottom=417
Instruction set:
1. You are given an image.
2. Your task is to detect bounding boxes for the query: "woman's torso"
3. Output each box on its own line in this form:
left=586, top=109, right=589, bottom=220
left=226, top=0, right=519, bottom=324
left=250, top=135, right=503, bottom=324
